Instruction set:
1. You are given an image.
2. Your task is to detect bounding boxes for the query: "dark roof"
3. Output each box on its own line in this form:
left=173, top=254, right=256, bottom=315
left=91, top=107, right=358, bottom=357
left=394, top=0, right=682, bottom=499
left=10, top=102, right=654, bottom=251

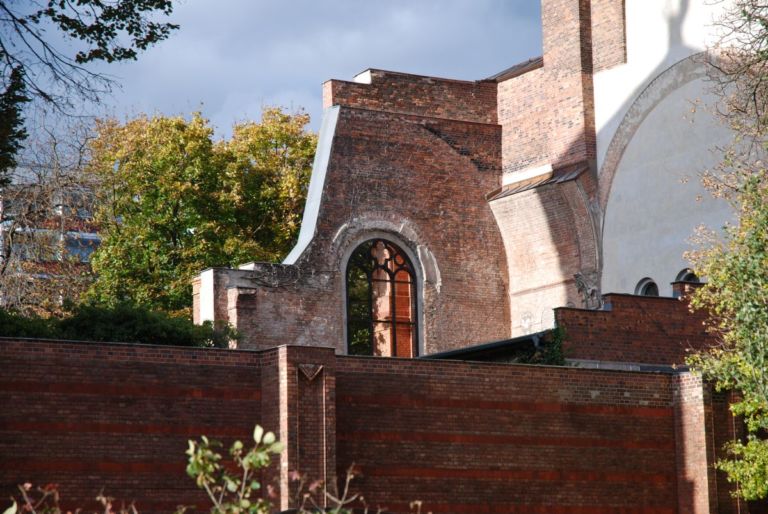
left=422, top=331, right=550, bottom=361
left=485, top=57, right=544, bottom=82
left=486, top=162, right=589, bottom=202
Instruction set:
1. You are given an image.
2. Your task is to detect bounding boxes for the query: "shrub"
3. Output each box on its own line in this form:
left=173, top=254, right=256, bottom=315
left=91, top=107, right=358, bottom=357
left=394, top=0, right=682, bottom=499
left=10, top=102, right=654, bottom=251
left=0, top=303, right=235, bottom=348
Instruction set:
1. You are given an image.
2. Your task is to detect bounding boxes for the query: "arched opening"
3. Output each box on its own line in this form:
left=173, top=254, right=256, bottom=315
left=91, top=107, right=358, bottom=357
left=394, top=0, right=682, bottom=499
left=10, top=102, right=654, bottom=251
left=346, top=239, right=418, bottom=357
left=635, top=278, right=659, bottom=297
left=676, top=268, right=700, bottom=283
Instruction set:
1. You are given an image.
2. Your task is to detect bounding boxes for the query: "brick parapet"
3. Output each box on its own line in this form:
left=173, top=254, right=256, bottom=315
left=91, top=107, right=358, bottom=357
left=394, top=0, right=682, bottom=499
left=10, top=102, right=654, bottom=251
left=323, top=69, right=497, bottom=124
left=555, top=293, right=714, bottom=366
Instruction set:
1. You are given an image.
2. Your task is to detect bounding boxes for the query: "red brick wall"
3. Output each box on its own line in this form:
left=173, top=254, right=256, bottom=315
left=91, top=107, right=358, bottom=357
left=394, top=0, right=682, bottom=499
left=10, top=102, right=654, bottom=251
left=497, top=0, right=596, bottom=175
left=1, top=340, right=745, bottom=514
left=591, top=0, right=627, bottom=72
left=336, top=356, right=679, bottom=513
left=0, top=338, right=264, bottom=514
left=237, top=106, right=511, bottom=355
left=673, top=373, right=718, bottom=514
left=323, top=70, right=497, bottom=124
left=556, top=293, right=715, bottom=365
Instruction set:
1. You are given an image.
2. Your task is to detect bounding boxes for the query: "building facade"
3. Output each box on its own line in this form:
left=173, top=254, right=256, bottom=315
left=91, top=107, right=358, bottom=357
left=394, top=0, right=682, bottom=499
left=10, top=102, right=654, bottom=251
left=193, top=0, right=735, bottom=357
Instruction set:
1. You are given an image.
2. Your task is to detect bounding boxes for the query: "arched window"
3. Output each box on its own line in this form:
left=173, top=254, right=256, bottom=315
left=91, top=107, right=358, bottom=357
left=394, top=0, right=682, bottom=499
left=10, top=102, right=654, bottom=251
left=635, top=278, right=659, bottom=297
left=346, top=239, right=418, bottom=357
left=676, top=268, right=700, bottom=283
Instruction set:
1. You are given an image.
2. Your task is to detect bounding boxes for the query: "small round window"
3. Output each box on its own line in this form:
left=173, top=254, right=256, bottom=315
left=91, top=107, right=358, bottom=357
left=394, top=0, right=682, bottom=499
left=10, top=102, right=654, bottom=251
left=635, top=278, right=659, bottom=297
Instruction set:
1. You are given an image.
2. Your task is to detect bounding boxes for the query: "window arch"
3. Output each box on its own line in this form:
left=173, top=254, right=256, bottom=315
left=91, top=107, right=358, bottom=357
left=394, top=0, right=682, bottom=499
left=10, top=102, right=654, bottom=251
left=676, top=268, right=700, bottom=283
left=635, top=278, right=659, bottom=297
left=346, top=239, right=418, bottom=357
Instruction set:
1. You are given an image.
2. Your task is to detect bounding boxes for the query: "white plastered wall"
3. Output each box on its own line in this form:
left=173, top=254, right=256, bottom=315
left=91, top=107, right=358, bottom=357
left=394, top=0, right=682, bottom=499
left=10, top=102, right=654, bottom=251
left=594, top=0, right=730, bottom=171
left=601, top=78, right=733, bottom=296
left=598, top=0, right=737, bottom=296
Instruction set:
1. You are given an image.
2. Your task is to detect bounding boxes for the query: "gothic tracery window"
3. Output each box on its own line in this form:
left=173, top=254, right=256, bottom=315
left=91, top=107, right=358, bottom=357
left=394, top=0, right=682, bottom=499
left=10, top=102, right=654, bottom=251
left=346, top=239, right=418, bottom=357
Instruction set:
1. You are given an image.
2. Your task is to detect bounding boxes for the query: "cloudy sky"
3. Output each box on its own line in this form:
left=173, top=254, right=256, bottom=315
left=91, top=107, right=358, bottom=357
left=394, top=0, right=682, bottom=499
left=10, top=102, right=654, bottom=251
left=88, top=0, right=542, bottom=134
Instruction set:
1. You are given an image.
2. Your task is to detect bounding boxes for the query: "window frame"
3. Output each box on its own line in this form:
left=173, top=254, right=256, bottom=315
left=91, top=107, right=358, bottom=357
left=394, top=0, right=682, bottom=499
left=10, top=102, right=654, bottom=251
left=344, top=237, right=420, bottom=358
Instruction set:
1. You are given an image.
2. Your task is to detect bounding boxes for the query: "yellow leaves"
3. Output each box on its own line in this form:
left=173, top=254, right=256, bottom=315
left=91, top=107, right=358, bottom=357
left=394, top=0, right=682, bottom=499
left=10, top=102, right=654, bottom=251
left=86, top=107, right=316, bottom=312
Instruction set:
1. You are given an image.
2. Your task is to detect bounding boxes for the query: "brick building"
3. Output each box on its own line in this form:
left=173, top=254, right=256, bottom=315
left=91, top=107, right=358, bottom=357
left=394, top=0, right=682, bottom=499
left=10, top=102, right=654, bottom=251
left=193, top=0, right=734, bottom=357
left=2, top=0, right=762, bottom=513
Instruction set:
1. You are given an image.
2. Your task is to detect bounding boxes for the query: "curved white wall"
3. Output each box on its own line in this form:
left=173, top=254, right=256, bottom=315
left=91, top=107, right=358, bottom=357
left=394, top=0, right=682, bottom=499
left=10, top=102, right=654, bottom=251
left=602, top=77, right=733, bottom=296
left=594, top=0, right=731, bottom=170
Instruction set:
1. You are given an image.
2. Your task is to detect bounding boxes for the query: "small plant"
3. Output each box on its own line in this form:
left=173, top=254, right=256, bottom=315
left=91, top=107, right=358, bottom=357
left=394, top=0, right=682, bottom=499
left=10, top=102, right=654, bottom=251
left=4, top=483, right=136, bottom=514
left=5, top=425, right=427, bottom=514
left=180, top=425, right=283, bottom=514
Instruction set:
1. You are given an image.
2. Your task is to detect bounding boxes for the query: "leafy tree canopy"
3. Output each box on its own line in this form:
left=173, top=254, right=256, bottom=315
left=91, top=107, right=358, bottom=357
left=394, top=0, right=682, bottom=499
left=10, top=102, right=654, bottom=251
left=85, top=108, right=317, bottom=315
left=0, top=0, right=178, bottom=185
left=687, top=0, right=768, bottom=497
left=0, top=0, right=178, bottom=107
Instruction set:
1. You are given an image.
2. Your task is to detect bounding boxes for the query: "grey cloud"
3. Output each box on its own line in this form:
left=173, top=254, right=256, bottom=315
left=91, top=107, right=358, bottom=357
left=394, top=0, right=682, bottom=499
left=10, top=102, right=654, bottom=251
left=92, top=0, right=542, bottom=134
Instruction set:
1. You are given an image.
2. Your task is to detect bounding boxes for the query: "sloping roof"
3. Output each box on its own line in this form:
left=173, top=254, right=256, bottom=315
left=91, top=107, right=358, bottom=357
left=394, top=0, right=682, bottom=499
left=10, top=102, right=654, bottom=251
left=485, top=57, right=544, bottom=82
left=421, top=331, right=549, bottom=362
left=486, top=162, right=589, bottom=202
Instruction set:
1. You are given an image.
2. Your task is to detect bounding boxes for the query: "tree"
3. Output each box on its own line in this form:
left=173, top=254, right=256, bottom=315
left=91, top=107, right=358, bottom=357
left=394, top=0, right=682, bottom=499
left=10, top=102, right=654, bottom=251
left=0, top=65, right=30, bottom=186
left=0, top=0, right=179, bottom=184
left=0, top=1, right=178, bottom=108
left=85, top=108, right=317, bottom=315
left=686, top=0, right=768, bottom=500
left=0, top=119, right=98, bottom=316
left=688, top=170, right=768, bottom=500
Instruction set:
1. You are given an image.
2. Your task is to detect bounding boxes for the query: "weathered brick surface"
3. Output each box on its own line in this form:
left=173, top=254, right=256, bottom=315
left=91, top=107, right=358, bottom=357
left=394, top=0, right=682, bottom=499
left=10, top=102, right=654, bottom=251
left=336, top=356, right=679, bottom=513
left=556, top=293, right=715, bottom=365
left=497, top=0, right=596, bottom=176
left=591, top=0, right=627, bottom=72
left=323, top=70, right=497, bottom=124
left=234, top=107, right=511, bottom=354
left=490, top=177, right=599, bottom=335
left=0, top=338, right=264, bottom=514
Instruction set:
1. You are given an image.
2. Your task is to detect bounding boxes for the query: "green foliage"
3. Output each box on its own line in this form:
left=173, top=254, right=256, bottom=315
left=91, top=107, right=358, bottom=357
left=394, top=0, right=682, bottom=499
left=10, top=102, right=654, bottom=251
left=0, top=308, right=58, bottom=339
left=0, top=65, right=29, bottom=186
left=24, top=0, right=178, bottom=65
left=182, top=426, right=283, bottom=514
left=718, top=436, right=768, bottom=499
left=85, top=108, right=316, bottom=314
left=688, top=170, right=768, bottom=500
left=0, top=0, right=178, bottom=181
left=182, top=426, right=373, bottom=514
left=0, top=303, right=234, bottom=347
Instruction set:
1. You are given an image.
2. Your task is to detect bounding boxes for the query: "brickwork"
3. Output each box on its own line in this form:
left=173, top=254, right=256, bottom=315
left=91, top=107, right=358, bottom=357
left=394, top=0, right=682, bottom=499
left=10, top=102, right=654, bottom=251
left=497, top=0, right=596, bottom=176
left=490, top=0, right=602, bottom=337
left=221, top=106, right=511, bottom=355
left=591, top=0, right=627, bottom=72
left=1, top=337, right=749, bottom=514
left=336, top=356, right=679, bottom=513
left=323, top=70, right=497, bottom=124
left=490, top=176, right=600, bottom=335
left=0, top=338, right=264, bottom=514
left=673, top=373, right=718, bottom=514
left=555, top=293, right=715, bottom=365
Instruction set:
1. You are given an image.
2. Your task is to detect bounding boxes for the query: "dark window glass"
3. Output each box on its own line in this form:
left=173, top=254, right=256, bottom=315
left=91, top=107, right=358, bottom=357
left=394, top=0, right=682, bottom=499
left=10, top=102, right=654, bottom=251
left=346, top=239, right=417, bottom=357
left=640, top=281, right=659, bottom=296
left=677, top=269, right=700, bottom=283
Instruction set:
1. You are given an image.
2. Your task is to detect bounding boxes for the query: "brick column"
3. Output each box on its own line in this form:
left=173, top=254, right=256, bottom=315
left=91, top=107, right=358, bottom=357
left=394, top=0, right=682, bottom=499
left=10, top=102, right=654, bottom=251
left=261, top=345, right=337, bottom=511
left=673, top=372, right=718, bottom=514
